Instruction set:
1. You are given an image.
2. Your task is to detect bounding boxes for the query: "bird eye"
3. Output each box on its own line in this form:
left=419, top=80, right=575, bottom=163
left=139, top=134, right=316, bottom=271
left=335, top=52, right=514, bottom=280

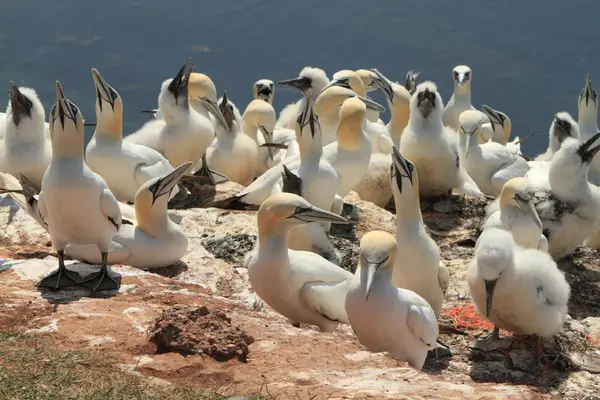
left=430, top=93, right=436, bottom=101
left=453, top=72, right=459, bottom=79
left=408, top=162, right=414, bottom=172
left=465, top=72, right=470, bottom=79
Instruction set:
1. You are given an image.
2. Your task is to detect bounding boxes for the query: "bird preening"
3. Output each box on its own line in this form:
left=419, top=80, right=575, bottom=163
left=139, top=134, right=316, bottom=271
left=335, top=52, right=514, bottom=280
left=1, top=60, right=599, bottom=374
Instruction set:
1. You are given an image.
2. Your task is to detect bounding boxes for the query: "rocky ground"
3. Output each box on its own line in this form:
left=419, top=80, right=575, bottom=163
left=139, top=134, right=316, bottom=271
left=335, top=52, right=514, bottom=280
left=1, top=189, right=599, bottom=400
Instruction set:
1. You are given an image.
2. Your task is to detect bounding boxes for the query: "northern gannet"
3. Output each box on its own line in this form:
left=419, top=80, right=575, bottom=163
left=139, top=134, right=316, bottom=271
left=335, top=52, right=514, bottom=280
left=85, top=68, right=179, bottom=204
left=482, top=177, right=548, bottom=251
left=245, top=192, right=352, bottom=331
left=355, top=69, right=385, bottom=124
left=534, top=112, right=580, bottom=162
left=276, top=67, right=330, bottom=130
left=125, top=60, right=227, bottom=181
left=400, top=81, right=484, bottom=198
left=467, top=228, right=570, bottom=354
left=524, top=134, right=600, bottom=258
left=253, top=79, right=275, bottom=105
left=66, top=162, right=191, bottom=269
left=577, top=73, right=600, bottom=185
left=0, top=83, right=51, bottom=189
left=458, top=110, right=530, bottom=197
left=204, top=92, right=257, bottom=186
left=345, top=230, right=439, bottom=371
left=389, top=147, right=448, bottom=317
left=480, top=104, right=522, bottom=153
left=442, top=65, right=477, bottom=132
left=37, top=82, right=122, bottom=291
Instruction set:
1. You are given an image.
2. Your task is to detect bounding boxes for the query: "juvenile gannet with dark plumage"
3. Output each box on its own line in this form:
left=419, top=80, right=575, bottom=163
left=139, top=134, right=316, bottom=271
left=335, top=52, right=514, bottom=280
left=482, top=177, right=548, bottom=251
left=345, top=231, right=439, bottom=371
left=467, top=228, right=570, bottom=355
left=253, top=79, right=275, bottom=104
left=534, top=112, right=580, bottom=162
left=442, top=65, right=477, bottom=132
left=276, top=67, right=330, bottom=130
left=85, top=68, right=179, bottom=204
left=126, top=60, right=227, bottom=179
left=203, top=92, right=257, bottom=186
left=389, top=147, right=448, bottom=317
left=66, top=162, right=191, bottom=269
left=458, top=110, right=530, bottom=197
left=400, top=81, right=484, bottom=198
left=0, top=83, right=51, bottom=189
left=577, top=73, right=600, bottom=185
left=245, top=192, right=351, bottom=331
left=37, top=82, right=122, bottom=291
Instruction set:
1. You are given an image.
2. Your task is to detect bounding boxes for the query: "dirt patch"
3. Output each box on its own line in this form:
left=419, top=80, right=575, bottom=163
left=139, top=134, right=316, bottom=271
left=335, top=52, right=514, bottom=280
left=202, top=234, right=256, bottom=266
left=148, top=305, right=255, bottom=362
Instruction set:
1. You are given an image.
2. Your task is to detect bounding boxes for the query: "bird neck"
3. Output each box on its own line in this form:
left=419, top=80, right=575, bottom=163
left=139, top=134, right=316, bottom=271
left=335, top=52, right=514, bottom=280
left=298, top=129, right=323, bottom=161
left=336, top=119, right=366, bottom=151
left=394, top=190, right=424, bottom=227
left=258, top=224, right=289, bottom=255
left=51, top=136, right=85, bottom=160
left=95, top=112, right=123, bottom=143
left=578, top=106, right=598, bottom=134
left=453, top=85, right=471, bottom=102
left=388, top=102, right=410, bottom=140
left=135, top=205, right=170, bottom=238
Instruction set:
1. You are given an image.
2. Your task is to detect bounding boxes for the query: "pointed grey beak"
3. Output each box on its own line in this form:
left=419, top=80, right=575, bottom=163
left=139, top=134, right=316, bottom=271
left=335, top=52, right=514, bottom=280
left=278, top=76, right=312, bottom=92
left=515, top=196, right=542, bottom=231
left=578, top=131, right=600, bottom=163
left=200, top=96, right=229, bottom=130
left=369, top=69, right=394, bottom=101
left=391, top=145, right=413, bottom=192
left=92, top=68, right=117, bottom=110
left=456, top=72, right=467, bottom=87
left=404, top=70, right=420, bottom=95
left=485, top=279, right=498, bottom=317
left=54, top=81, right=77, bottom=129
left=583, top=73, right=597, bottom=106
left=290, top=205, right=348, bottom=224
left=150, top=161, right=193, bottom=205
left=481, top=104, right=504, bottom=126
left=258, top=124, right=275, bottom=160
left=357, top=95, right=385, bottom=112
left=465, top=132, right=472, bottom=156
left=365, top=261, right=382, bottom=301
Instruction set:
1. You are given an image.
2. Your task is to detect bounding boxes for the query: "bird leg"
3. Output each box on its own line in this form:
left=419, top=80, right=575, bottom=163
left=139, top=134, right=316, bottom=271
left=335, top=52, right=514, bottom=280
left=491, top=326, right=500, bottom=340
left=191, top=154, right=230, bottom=186
left=428, top=338, right=452, bottom=359
left=80, top=252, right=120, bottom=292
left=35, top=250, right=81, bottom=290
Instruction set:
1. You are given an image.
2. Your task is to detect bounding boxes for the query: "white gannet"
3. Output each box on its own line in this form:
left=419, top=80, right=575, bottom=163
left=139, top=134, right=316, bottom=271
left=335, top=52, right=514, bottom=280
left=229, top=91, right=382, bottom=207
left=400, top=81, right=484, bottom=198
left=85, top=68, right=179, bottom=204
left=276, top=67, right=330, bottom=130
left=253, top=79, right=275, bottom=105
left=467, top=228, right=570, bottom=352
left=442, top=65, right=477, bottom=132
left=480, top=104, right=523, bottom=153
left=328, top=70, right=392, bottom=153
left=523, top=134, right=600, bottom=258
left=125, top=60, right=227, bottom=182
left=345, top=231, right=439, bottom=371
left=0, top=83, right=52, bottom=189
left=281, top=89, right=339, bottom=258
left=482, top=177, right=548, bottom=251
left=355, top=69, right=385, bottom=124
left=204, top=92, right=257, bottom=186
left=534, top=112, right=580, bottom=162
left=577, top=73, right=600, bottom=185
left=389, top=147, right=448, bottom=317
left=458, top=110, right=530, bottom=197
left=245, top=192, right=352, bottom=331
left=37, top=82, right=122, bottom=291
left=242, top=99, right=297, bottom=175
left=66, top=162, right=191, bottom=269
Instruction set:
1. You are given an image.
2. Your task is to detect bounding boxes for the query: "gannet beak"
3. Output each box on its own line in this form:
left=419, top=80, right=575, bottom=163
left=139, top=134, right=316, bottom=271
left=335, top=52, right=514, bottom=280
left=484, top=279, right=498, bottom=317
left=404, top=70, right=420, bottom=95
left=289, top=205, right=348, bottom=224
left=365, top=260, right=385, bottom=301
left=481, top=105, right=503, bottom=127
left=258, top=124, right=275, bottom=160
left=357, top=95, right=385, bottom=112
left=53, top=81, right=77, bottom=129
left=149, top=161, right=193, bottom=205
left=200, top=96, right=229, bottom=130
left=583, top=73, right=597, bottom=106
left=278, top=76, right=312, bottom=92
left=515, top=196, right=543, bottom=230
left=456, top=72, right=467, bottom=87
left=8, top=81, right=32, bottom=125
left=369, top=69, right=394, bottom=101
left=465, top=130, right=472, bottom=156
left=257, top=84, right=273, bottom=102
left=140, top=109, right=158, bottom=115
left=168, top=59, right=191, bottom=101
left=219, top=91, right=235, bottom=131
left=391, top=146, right=413, bottom=191
left=417, top=89, right=434, bottom=119
left=91, top=68, right=116, bottom=111
left=578, top=131, right=600, bottom=163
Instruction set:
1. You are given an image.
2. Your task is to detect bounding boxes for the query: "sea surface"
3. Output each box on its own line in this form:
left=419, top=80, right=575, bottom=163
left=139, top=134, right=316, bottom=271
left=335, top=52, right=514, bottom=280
left=1, top=0, right=599, bottom=156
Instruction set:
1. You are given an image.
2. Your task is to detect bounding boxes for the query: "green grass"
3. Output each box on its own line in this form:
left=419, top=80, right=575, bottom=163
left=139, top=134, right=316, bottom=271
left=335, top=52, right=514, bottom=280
left=0, top=331, right=261, bottom=400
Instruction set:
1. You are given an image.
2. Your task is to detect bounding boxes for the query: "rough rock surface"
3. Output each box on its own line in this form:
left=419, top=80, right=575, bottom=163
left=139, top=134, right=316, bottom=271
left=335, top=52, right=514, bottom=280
left=1, top=191, right=599, bottom=399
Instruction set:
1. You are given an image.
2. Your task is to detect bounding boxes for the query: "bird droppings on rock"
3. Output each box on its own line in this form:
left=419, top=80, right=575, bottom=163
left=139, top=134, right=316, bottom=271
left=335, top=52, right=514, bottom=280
left=148, top=305, right=255, bottom=362
left=201, top=234, right=257, bottom=265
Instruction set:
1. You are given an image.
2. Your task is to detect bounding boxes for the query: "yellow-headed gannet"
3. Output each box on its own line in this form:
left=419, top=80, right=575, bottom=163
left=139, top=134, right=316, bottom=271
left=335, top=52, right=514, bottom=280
left=253, top=79, right=275, bottom=105
left=203, top=92, right=257, bottom=186
left=442, top=65, right=477, bottom=132
left=482, top=177, right=547, bottom=251
left=480, top=104, right=523, bottom=153
left=37, top=82, right=122, bottom=291
left=276, top=66, right=330, bottom=129
left=346, top=231, right=439, bottom=371
left=577, top=73, right=600, bottom=185
left=389, top=147, right=448, bottom=317
left=458, top=110, right=530, bottom=197
left=467, top=228, right=570, bottom=355
left=355, top=69, right=385, bottom=124
left=534, top=112, right=580, bottom=162
left=400, top=81, right=484, bottom=198
left=66, top=162, right=191, bottom=269
left=0, top=83, right=51, bottom=189
left=85, top=68, right=179, bottom=204
left=245, top=192, right=351, bottom=331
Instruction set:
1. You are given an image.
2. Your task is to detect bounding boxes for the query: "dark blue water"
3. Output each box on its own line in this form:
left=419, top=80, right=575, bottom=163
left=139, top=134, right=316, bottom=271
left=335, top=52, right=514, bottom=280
left=1, top=0, right=599, bottom=156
